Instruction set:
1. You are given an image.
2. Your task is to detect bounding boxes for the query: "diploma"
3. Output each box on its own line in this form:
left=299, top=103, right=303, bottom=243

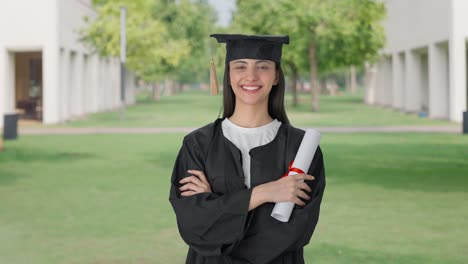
left=271, top=129, right=321, bottom=222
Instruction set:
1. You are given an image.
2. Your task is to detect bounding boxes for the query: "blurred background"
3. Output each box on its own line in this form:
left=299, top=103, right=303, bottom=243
left=0, top=0, right=467, bottom=263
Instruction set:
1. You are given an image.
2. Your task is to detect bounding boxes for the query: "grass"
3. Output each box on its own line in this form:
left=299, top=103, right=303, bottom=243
left=1, top=133, right=467, bottom=264
left=30, top=89, right=457, bottom=128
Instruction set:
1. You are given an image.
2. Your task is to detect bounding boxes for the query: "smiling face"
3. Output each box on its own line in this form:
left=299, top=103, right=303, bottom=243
left=228, top=59, right=278, bottom=108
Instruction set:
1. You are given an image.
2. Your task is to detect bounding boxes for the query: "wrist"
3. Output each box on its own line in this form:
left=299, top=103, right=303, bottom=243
left=253, top=184, right=269, bottom=203
left=249, top=185, right=268, bottom=211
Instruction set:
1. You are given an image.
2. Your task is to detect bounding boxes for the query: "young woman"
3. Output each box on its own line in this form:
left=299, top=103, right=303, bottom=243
left=169, top=34, right=326, bottom=264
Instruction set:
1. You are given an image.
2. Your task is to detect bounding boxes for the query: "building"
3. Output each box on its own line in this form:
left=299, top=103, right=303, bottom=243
left=366, top=0, right=468, bottom=123
left=0, top=0, right=135, bottom=127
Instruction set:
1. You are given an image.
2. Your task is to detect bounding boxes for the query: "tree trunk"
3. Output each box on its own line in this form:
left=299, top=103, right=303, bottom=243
left=288, top=64, right=299, bottom=107
left=175, top=81, right=181, bottom=93
left=309, top=40, right=320, bottom=111
left=164, top=79, right=173, bottom=96
left=346, top=68, right=351, bottom=93
left=152, top=83, right=160, bottom=101
left=364, top=62, right=377, bottom=104
left=320, top=78, right=328, bottom=95
left=350, top=65, right=357, bottom=94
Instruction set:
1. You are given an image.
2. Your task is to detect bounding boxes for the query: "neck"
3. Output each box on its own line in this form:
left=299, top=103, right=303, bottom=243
left=228, top=102, right=273, bottom=128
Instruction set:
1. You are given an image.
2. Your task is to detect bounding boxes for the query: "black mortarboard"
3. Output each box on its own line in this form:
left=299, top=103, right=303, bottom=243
left=209, top=34, right=289, bottom=95
left=210, top=34, right=289, bottom=64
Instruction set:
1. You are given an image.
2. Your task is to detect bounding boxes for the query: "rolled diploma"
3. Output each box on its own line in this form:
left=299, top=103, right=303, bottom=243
left=271, top=129, right=321, bottom=222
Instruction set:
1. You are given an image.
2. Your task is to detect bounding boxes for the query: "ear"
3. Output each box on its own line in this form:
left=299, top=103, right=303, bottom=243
left=273, top=70, right=279, bottom=85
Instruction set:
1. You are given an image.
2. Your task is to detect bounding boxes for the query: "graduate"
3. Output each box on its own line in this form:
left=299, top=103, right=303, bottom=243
left=169, top=34, right=326, bottom=264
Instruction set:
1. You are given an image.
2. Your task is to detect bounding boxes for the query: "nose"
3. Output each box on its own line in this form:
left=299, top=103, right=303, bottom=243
left=244, top=65, right=259, bottom=81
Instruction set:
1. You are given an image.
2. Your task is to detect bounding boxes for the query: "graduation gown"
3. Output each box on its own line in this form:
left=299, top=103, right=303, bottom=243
left=169, top=118, right=326, bottom=264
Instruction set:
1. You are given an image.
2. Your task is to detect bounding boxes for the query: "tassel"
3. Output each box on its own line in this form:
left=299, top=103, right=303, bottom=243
left=210, top=58, right=219, bottom=96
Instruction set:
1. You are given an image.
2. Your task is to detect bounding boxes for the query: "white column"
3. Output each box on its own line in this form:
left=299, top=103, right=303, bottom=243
left=7, top=52, right=14, bottom=112
left=100, top=58, right=106, bottom=110
left=364, top=62, right=377, bottom=105
left=42, top=0, right=60, bottom=124
left=383, top=57, right=393, bottom=107
left=420, top=52, right=429, bottom=113
left=0, top=48, right=6, bottom=127
left=375, top=60, right=384, bottom=105
left=103, top=58, right=109, bottom=110
left=115, top=59, right=120, bottom=107
left=43, top=45, right=60, bottom=124
left=69, top=52, right=77, bottom=116
left=74, top=53, right=83, bottom=116
left=111, top=58, right=117, bottom=108
left=392, top=52, right=405, bottom=109
left=449, top=0, right=468, bottom=122
left=90, top=54, right=99, bottom=113
left=59, top=48, right=69, bottom=121
left=109, top=59, right=115, bottom=109
left=405, top=50, right=421, bottom=112
left=448, top=36, right=466, bottom=122
left=82, top=54, right=89, bottom=114
left=98, top=57, right=105, bottom=111
left=0, top=49, right=16, bottom=127
left=114, top=59, right=119, bottom=108
left=429, top=43, right=450, bottom=119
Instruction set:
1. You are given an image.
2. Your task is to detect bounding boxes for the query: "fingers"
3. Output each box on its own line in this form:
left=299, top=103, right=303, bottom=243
left=178, top=170, right=212, bottom=196
left=291, top=173, right=315, bottom=181
left=188, top=170, right=210, bottom=185
left=293, top=197, right=306, bottom=207
left=276, top=174, right=314, bottom=206
left=179, top=182, right=204, bottom=193
left=295, top=189, right=311, bottom=201
left=180, top=190, right=197, bottom=196
left=180, top=175, right=204, bottom=186
left=179, top=176, right=205, bottom=193
left=297, top=182, right=312, bottom=193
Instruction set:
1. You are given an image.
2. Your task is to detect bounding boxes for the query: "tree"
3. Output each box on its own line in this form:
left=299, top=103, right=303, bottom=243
left=232, top=0, right=386, bottom=111
left=84, top=0, right=217, bottom=94
left=232, top=0, right=309, bottom=107
left=155, top=0, right=217, bottom=85
left=297, top=0, right=386, bottom=110
left=81, top=0, right=197, bottom=99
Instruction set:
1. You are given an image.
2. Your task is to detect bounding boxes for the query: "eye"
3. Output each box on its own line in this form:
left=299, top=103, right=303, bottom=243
left=234, top=65, right=246, bottom=70
left=258, top=64, right=271, bottom=70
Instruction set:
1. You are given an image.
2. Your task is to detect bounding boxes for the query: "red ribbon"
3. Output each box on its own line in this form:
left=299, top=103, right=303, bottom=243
left=282, top=161, right=305, bottom=178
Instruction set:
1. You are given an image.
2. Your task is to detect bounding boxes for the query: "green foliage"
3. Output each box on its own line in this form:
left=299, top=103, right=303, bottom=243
left=232, top=0, right=308, bottom=76
left=81, top=0, right=217, bottom=83
left=312, top=0, right=387, bottom=72
left=154, top=0, right=218, bottom=83
left=232, top=0, right=386, bottom=74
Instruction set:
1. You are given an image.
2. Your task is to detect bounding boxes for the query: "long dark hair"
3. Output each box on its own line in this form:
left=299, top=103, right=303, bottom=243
left=220, top=63, right=290, bottom=124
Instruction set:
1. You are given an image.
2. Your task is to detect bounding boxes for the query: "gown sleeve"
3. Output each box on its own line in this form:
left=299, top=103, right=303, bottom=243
left=169, top=136, right=253, bottom=257
left=229, top=147, right=326, bottom=264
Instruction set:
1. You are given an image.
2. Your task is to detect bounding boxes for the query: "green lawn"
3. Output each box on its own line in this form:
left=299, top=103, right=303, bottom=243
left=35, top=89, right=457, bottom=128
left=1, top=133, right=467, bottom=264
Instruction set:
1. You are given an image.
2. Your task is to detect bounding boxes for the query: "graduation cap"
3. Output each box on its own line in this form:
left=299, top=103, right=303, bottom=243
left=209, top=34, right=289, bottom=95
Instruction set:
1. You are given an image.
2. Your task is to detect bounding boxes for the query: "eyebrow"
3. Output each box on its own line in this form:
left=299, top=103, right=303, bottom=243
left=256, top=60, right=274, bottom=64
left=232, top=60, right=274, bottom=64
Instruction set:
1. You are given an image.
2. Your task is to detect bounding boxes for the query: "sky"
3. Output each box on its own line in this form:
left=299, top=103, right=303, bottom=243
left=207, top=0, right=236, bottom=27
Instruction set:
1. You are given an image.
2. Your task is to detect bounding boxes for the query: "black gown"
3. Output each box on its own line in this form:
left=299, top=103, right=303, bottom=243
left=169, top=118, right=326, bottom=264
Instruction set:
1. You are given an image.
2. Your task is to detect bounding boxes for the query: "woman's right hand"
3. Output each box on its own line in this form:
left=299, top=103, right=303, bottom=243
left=179, top=170, right=212, bottom=196
left=249, top=174, right=315, bottom=210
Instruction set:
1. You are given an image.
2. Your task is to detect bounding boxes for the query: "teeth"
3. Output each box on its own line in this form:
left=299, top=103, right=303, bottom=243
left=242, top=86, right=260, bottom=91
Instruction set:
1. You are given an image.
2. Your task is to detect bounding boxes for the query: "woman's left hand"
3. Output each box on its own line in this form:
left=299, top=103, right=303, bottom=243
left=179, top=170, right=212, bottom=196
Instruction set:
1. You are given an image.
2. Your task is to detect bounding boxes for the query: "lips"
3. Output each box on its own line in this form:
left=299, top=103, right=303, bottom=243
left=240, top=85, right=261, bottom=91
